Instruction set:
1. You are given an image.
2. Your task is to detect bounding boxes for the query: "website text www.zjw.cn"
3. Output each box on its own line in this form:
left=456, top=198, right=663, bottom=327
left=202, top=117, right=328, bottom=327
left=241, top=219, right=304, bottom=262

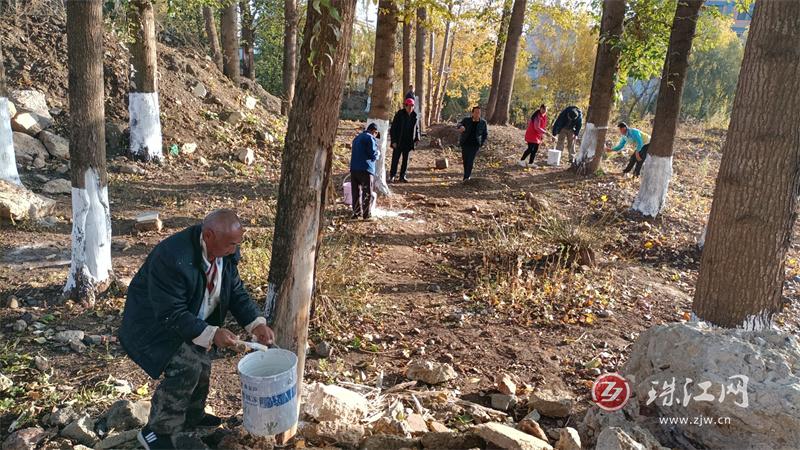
left=657, top=416, right=732, bottom=427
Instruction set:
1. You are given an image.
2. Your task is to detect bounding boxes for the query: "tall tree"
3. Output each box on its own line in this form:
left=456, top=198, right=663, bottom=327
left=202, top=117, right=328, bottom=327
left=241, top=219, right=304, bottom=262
left=431, top=2, right=453, bottom=125
left=435, top=27, right=457, bottom=123
left=632, top=0, right=704, bottom=217
left=128, top=0, right=162, bottom=163
left=402, top=0, right=413, bottom=95
left=202, top=5, right=224, bottom=71
left=489, top=0, right=526, bottom=125
left=486, top=0, right=511, bottom=121
left=65, top=0, right=112, bottom=304
left=240, top=1, right=256, bottom=80
left=693, top=0, right=800, bottom=329
left=266, top=0, right=357, bottom=439
left=0, top=43, right=21, bottom=185
left=368, top=0, right=398, bottom=196
left=282, top=0, right=298, bottom=114
left=414, top=7, right=427, bottom=132
left=425, top=30, right=435, bottom=126
left=572, top=0, right=626, bottom=174
left=220, top=2, right=240, bottom=84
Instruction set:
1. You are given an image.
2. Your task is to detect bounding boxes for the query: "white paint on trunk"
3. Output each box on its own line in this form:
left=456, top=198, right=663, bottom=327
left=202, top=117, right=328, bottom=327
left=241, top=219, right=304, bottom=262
left=265, top=281, right=277, bottom=325
left=0, top=97, right=21, bottom=185
left=697, top=224, right=707, bottom=249
left=573, top=122, right=598, bottom=167
left=368, top=118, right=391, bottom=196
left=689, top=312, right=774, bottom=331
left=64, top=168, right=112, bottom=295
left=128, top=92, right=163, bottom=162
left=631, top=155, right=672, bottom=217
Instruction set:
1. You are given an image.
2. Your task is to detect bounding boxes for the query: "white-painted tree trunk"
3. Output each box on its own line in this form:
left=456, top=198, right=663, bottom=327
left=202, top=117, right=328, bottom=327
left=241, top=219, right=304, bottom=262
left=128, top=92, right=163, bottom=162
left=631, top=155, right=672, bottom=217
left=368, top=117, right=390, bottom=195
left=697, top=224, right=707, bottom=249
left=0, top=97, right=21, bottom=185
left=64, top=168, right=112, bottom=300
left=573, top=122, right=597, bottom=167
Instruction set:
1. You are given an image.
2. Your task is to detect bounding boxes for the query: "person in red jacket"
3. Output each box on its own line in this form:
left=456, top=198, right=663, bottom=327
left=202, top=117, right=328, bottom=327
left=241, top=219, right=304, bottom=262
left=520, top=104, right=550, bottom=168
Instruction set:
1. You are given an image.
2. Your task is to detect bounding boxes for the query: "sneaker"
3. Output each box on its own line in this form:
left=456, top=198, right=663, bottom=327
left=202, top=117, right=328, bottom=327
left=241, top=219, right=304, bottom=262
left=350, top=213, right=360, bottom=220
left=517, top=159, right=527, bottom=167
left=363, top=214, right=374, bottom=221
left=528, top=162, right=539, bottom=169
left=399, top=177, right=409, bottom=183
left=137, top=425, right=175, bottom=450
left=388, top=176, right=396, bottom=183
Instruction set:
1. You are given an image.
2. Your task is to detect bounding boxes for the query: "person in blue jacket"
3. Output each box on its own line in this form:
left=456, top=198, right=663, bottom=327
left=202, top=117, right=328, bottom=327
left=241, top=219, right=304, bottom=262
left=606, top=122, right=651, bottom=176
left=119, top=209, right=274, bottom=450
left=350, top=123, right=380, bottom=220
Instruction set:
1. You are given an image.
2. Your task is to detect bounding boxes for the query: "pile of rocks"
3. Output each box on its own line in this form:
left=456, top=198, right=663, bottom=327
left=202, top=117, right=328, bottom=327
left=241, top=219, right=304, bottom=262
left=7, top=89, right=69, bottom=168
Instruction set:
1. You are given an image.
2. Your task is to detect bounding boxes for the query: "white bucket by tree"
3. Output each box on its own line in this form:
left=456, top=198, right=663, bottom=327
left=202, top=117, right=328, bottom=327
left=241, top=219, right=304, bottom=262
left=238, top=348, right=299, bottom=436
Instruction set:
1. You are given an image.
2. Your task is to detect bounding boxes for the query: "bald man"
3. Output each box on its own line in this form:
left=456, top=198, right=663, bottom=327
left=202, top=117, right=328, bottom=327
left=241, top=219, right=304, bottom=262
left=119, top=209, right=274, bottom=450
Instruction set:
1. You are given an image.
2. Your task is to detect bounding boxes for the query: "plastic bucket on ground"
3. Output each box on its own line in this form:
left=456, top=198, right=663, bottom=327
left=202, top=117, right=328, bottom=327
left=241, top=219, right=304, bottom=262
left=237, top=349, right=299, bottom=436
left=547, top=149, right=562, bottom=166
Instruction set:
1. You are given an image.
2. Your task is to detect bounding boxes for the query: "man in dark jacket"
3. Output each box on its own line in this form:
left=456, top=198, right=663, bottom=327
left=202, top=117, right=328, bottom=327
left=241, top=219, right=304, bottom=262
left=389, top=97, right=420, bottom=183
left=551, top=106, right=582, bottom=162
left=120, top=209, right=274, bottom=450
left=457, top=106, right=489, bottom=181
left=350, top=123, right=379, bottom=219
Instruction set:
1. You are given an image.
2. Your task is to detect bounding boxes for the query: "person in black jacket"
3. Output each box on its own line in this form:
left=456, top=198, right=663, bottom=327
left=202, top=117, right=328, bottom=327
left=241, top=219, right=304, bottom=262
left=389, top=97, right=420, bottom=182
left=457, top=106, right=489, bottom=181
left=119, top=209, right=274, bottom=450
left=551, top=106, right=582, bottom=162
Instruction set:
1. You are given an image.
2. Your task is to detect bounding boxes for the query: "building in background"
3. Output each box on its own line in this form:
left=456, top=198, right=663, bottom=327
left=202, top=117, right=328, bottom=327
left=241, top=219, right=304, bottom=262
left=706, top=0, right=753, bottom=36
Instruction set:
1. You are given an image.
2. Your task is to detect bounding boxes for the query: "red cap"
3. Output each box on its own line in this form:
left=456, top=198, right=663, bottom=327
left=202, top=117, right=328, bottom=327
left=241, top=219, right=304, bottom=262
left=404, top=98, right=415, bottom=106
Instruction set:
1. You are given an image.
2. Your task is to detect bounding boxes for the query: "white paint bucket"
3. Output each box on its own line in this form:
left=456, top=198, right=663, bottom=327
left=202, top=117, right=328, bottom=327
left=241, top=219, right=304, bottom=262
left=238, top=349, right=299, bottom=436
left=547, top=149, right=562, bottom=166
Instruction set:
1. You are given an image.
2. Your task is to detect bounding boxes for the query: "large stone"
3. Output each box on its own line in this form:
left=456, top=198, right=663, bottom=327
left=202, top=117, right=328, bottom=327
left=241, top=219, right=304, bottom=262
left=517, top=417, right=548, bottom=443
left=406, top=360, right=457, bottom=385
left=555, top=427, right=581, bottom=450
left=360, top=435, right=420, bottom=450
left=302, top=382, right=369, bottom=423
left=620, top=322, right=800, bottom=450
left=237, top=148, right=255, bottom=165
left=529, top=388, right=574, bottom=418
left=54, top=330, right=84, bottom=343
left=474, top=422, right=553, bottom=450
left=104, top=399, right=150, bottom=431
left=0, top=180, right=56, bottom=221
left=5, top=99, right=16, bottom=118
left=42, top=178, right=72, bottom=195
left=9, top=90, right=52, bottom=118
left=134, top=211, right=163, bottom=232
left=94, top=429, right=139, bottom=450
left=2, top=426, right=47, bottom=450
left=491, top=393, right=515, bottom=411
left=61, top=415, right=98, bottom=446
left=50, top=406, right=79, bottom=427
left=595, top=427, right=645, bottom=450
left=497, top=373, right=517, bottom=395
left=303, top=421, right=365, bottom=447
left=12, top=131, right=48, bottom=165
left=38, top=131, right=70, bottom=159
left=420, top=432, right=485, bottom=449
left=0, top=373, right=12, bottom=392
left=11, top=111, right=52, bottom=135
left=405, top=413, right=429, bottom=436
left=191, top=81, right=208, bottom=99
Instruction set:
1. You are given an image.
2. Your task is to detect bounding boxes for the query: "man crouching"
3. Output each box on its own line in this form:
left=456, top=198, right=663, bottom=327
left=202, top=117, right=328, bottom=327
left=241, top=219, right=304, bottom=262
left=119, top=209, right=275, bottom=450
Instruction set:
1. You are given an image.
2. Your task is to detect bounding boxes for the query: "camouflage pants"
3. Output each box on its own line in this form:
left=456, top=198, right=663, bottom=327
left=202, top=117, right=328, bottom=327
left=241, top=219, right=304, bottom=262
left=148, top=343, right=211, bottom=434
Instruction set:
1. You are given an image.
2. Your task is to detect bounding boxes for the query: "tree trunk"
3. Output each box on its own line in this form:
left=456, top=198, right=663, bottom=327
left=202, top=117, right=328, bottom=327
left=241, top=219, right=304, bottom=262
left=128, top=0, right=162, bottom=163
left=486, top=0, right=511, bottom=121
left=414, top=7, right=426, bottom=133
left=402, top=0, right=413, bottom=97
left=693, top=0, right=800, bottom=330
left=425, top=31, right=435, bottom=126
left=202, top=6, right=223, bottom=71
left=368, top=0, right=398, bottom=196
left=632, top=0, right=703, bottom=217
left=65, top=0, right=112, bottom=305
left=436, top=28, right=457, bottom=123
left=220, top=2, right=240, bottom=84
left=572, top=0, right=625, bottom=174
left=266, top=0, right=357, bottom=439
left=282, top=0, right=298, bottom=114
left=0, top=43, right=21, bottom=185
left=431, top=4, right=453, bottom=126
left=489, top=0, right=526, bottom=125
left=240, top=1, right=255, bottom=80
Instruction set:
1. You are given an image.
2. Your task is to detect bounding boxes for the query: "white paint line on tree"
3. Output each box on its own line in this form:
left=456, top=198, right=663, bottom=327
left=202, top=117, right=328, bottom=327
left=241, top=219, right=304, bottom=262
left=129, top=92, right=163, bottom=162
left=632, top=155, right=673, bottom=217
left=0, top=97, right=22, bottom=185
left=368, top=117, right=390, bottom=196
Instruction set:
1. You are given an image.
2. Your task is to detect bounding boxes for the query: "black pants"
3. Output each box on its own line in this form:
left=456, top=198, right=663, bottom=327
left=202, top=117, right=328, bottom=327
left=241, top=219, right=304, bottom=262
left=350, top=170, right=373, bottom=218
left=390, top=147, right=411, bottom=179
left=148, top=343, right=211, bottom=434
left=461, top=145, right=479, bottom=180
left=623, top=144, right=649, bottom=176
left=521, top=142, right=540, bottom=164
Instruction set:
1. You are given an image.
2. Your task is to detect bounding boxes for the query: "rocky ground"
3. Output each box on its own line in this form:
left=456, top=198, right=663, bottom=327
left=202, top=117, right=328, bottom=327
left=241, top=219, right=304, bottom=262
left=3, top=8, right=800, bottom=450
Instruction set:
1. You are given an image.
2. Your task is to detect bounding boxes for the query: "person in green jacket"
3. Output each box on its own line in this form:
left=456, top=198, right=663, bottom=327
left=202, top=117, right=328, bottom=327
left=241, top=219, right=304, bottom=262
left=606, top=122, right=651, bottom=177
